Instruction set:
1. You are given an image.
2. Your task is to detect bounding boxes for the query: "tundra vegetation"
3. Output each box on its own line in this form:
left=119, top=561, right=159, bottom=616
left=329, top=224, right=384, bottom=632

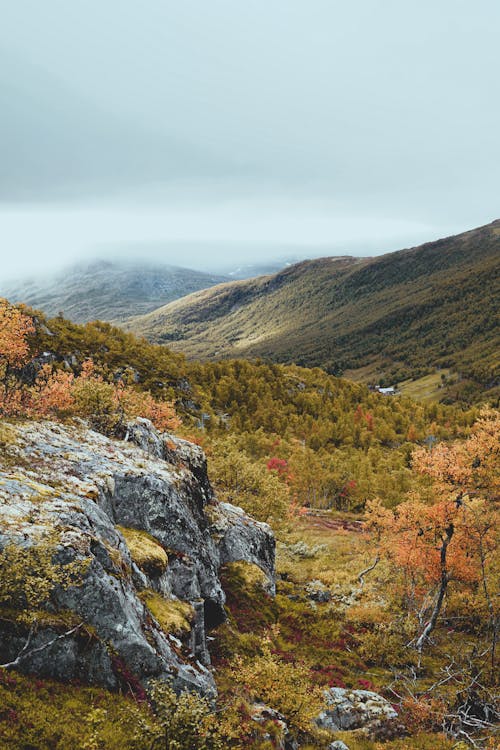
left=0, top=299, right=498, bottom=749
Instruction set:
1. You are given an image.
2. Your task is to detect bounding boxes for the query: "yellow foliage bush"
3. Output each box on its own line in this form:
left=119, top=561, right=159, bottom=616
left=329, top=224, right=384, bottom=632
left=137, top=680, right=226, bottom=750
left=227, top=639, right=324, bottom=736
left=208, top=438, right=290, bottom=524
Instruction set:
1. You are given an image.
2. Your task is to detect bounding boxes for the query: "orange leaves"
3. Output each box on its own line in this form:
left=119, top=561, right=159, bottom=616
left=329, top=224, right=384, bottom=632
left=0, top=300, right=36, bottom=416
left=0, top=298, right=180, bottom=434
left=412, top=407, right=500, bottom=500
left=366, top=408, right=499, bottom=610
left=30, top=362, right=181, bottom=433
left=0, top=299, right=35, bottom=372
left=30, top=364, right=75, bottom=417
left=114, top=382, right=181, bottom=432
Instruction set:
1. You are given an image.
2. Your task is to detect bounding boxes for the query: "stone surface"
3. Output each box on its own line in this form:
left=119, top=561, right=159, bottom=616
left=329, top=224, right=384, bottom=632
left=305, top=579, right=331, bottom=602
left=0, top=419, right=276, bottom=698
left=250, top=703, right=298, bottom=750
left=328, top=742, right=350, bottom=750
left=317, top=688, right=397, bottom=735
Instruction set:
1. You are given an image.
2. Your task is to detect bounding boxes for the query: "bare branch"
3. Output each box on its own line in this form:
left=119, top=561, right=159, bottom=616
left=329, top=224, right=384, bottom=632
left=0, top=622, right=84, bottom=670
left=357, top=553, right=380, bottom=592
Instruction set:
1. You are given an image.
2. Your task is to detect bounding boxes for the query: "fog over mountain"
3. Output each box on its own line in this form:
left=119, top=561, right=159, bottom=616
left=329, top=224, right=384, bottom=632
left=1, top=1, right=499, bottom=276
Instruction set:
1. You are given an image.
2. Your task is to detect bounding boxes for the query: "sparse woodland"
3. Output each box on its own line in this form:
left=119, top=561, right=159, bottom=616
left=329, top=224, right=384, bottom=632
left=0, top=300, right=498, bottom=749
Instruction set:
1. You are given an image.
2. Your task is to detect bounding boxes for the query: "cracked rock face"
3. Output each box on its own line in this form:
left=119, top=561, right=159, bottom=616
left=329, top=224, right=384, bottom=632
left=0, top=419, right=275, bottom=697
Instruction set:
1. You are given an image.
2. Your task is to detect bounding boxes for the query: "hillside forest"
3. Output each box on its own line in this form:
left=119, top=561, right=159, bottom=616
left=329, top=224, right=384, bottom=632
left=126, top=220, right=500, bottom=408
left=0, top=300, right=498, bottom=749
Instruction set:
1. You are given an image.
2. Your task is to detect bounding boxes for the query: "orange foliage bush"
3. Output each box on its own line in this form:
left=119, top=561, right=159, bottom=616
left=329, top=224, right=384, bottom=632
left=366, top=408, right=499, bottom=649
left=0, top=301, right=180, bottom=433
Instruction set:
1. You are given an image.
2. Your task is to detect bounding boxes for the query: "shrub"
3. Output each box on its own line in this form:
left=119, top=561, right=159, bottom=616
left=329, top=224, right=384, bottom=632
left=137, top=681, right=226, bottom=750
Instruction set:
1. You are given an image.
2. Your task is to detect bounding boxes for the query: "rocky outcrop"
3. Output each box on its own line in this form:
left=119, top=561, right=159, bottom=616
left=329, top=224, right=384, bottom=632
left=317, top=688, right=398, bottom=737
left=0, top=419, right=275, bottom=697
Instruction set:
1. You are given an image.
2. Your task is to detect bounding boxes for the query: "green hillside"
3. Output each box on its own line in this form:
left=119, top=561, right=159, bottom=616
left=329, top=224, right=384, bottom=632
left=125, top=221, right=500, bottom=403
left=1, top=301, right=496, bottom=750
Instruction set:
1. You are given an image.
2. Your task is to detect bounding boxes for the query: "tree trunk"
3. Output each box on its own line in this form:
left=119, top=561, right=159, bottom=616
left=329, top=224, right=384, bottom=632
left=415, top=523, right=454, bottom=653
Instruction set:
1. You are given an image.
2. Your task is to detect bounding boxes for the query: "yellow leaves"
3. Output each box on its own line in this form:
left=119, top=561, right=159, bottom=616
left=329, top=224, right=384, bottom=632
left=227, top=637, right=324, bottom=734
left=140, top=681, right=226, bottom=750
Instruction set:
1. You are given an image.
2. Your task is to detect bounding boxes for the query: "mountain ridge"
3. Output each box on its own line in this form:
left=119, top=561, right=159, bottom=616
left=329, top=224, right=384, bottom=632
left=0, top=259, right=229, bottom=324
left=124, top=220, right=500, bottom=398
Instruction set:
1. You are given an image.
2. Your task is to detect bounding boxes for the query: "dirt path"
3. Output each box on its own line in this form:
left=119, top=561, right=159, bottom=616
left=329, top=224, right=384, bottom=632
left=301, top=511, right=365, bottom=533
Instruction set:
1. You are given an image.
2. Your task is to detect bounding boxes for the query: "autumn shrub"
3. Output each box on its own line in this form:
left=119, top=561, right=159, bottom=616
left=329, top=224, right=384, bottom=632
left=226, top=638, right=324, bottom=736
left=356, top=624, right=414, bottom=668
left=137, top=681, right=226, bottom=750
left=399, top=696, right=448, bottom=734
left=208, top=438, right=290, bottom=523
left=0, top=300, right=35, bottom=415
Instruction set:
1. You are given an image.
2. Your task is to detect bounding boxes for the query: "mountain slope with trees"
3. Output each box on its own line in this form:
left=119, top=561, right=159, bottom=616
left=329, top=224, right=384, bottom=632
left=0, top=300, right=498, bottom=748
left=126, top=221, right=500, bottom=402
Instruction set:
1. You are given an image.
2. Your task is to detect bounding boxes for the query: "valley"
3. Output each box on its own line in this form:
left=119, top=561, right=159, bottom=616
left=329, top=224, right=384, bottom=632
left=123, top=221, right=500, bottom=405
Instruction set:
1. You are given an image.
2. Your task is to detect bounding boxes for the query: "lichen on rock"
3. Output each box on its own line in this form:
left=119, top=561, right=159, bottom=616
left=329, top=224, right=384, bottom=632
left=0, top=418, right=276, bottom=699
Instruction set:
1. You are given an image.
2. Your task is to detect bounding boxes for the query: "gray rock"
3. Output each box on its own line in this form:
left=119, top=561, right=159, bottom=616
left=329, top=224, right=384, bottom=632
left=329, top=742, right=350, bottom=750
left=317, top=688, right=397, bottom=736
left=250, top=703, right=298, bottom=750
left=305, top=579, right=331, bottom=602
left=214, top=502, right=276, bottom=594
left=0, top=419, right=276, bottom=698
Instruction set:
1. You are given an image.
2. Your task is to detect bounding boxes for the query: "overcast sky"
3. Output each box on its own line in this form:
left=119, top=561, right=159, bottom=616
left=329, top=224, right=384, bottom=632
left=1, top=0, right=499, bottom=277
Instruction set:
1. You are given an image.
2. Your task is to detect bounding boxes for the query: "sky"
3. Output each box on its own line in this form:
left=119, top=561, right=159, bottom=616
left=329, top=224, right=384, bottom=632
left=1, top=0, right=499, bottom=278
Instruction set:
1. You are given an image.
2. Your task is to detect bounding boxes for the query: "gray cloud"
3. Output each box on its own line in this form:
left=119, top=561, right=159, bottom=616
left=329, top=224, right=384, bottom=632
left=1, top=0, right=499, bottom=276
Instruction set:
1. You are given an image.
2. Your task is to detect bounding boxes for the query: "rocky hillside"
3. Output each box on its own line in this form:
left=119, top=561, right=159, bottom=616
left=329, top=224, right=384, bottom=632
left=0, top=418, right=274, bottom=697
left=0, top=259, right=228, bottom=324
left=125, top=221, right=500, bottom=397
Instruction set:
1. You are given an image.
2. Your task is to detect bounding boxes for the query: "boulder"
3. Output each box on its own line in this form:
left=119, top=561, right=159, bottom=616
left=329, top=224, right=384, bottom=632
left=317, top=688, right=397, bottom=736
left=0, top=419, right=276, bottom=698
left=305, top=579, right=331, bottom=602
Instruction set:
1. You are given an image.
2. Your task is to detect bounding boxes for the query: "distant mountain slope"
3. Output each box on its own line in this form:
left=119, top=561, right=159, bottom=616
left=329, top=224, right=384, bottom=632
left=126, top=221, right=500, bottom=397
left=0, top=260, right=228, bottom=323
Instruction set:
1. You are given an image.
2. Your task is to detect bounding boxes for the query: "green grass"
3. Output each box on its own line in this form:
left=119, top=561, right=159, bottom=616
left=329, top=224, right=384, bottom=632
left=398, top=370, right=451, bottom=402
